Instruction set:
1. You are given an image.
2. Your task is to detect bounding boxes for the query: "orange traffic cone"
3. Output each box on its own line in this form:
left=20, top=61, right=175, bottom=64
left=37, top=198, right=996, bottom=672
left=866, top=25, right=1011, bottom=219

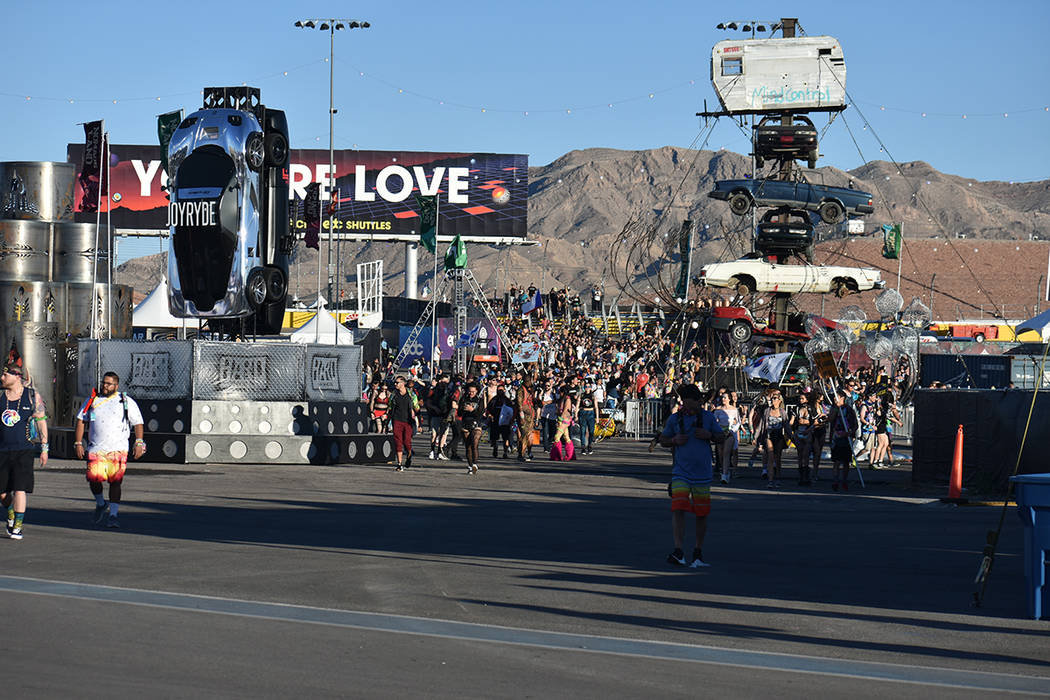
left=942, top=424, right=968, bottom=504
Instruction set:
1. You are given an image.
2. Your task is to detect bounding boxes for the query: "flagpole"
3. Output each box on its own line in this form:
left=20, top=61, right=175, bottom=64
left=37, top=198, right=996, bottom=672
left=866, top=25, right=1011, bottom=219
left=90, top=123, right=104, bottom=343
left=896, top=222, right=904, bottom=291
left=106, top=135, right=113, bottom=339
left=431, top=195, right=440, bottom=379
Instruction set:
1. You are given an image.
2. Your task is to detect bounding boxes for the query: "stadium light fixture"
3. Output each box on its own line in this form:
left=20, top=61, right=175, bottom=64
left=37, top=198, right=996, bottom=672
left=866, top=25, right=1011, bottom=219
left=294, top=17, right=372, bottom=305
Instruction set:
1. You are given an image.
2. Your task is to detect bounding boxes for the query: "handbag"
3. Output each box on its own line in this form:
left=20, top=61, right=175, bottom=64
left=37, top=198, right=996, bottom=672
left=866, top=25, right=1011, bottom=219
left=23, top=389, right=42, bottom=444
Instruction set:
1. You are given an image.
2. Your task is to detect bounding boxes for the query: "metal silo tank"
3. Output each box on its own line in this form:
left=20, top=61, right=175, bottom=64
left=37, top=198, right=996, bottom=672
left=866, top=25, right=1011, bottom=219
left=0, top=321, right=60, bottom=420
left=0, top=161, right=76, bottom=222
left=0, top=280, right=60, bottom=325
left=56, top=282, right=134, bottom=340
left=52, top=222, right=110, bottom=283
left=0, top=220, right=52, bottom=281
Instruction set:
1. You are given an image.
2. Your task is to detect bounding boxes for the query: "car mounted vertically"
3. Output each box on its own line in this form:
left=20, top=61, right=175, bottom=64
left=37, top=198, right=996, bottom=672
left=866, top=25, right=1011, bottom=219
left=166, top=86, right=292, bottom=335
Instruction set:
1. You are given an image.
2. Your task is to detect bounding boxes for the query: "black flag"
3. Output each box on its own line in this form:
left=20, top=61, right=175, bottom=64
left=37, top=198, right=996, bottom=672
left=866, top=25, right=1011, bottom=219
left=79, top=121, right=105, bottom=213
left=303, top=182, right=320, bottom=250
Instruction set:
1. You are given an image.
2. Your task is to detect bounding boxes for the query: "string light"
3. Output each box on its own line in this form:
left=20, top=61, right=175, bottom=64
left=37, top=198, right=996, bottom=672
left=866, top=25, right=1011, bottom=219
left=4, top=56, right=1047, bottom=125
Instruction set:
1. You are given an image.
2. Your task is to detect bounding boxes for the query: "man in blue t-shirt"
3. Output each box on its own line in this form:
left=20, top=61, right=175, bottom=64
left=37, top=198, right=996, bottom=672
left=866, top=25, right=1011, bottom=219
left=659, top=383, right=724, bottom=568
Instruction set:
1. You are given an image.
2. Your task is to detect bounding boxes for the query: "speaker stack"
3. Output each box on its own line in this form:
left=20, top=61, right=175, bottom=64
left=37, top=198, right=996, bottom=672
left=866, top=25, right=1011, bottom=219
left=0, top=161, right=133, bottom=423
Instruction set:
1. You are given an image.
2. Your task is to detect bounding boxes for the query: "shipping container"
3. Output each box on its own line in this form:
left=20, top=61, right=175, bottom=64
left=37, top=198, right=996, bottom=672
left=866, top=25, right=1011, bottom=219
left=919, top=353, right=1012, bottom=388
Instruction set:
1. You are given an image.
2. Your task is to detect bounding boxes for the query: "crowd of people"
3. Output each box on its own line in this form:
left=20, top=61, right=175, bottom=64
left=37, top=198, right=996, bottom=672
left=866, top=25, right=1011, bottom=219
left=363, top=282, right=912, bottom=496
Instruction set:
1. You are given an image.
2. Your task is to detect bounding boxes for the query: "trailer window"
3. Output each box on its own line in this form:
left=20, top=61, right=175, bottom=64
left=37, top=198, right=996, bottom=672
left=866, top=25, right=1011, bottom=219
left=721, top=56, right=742, bottom=76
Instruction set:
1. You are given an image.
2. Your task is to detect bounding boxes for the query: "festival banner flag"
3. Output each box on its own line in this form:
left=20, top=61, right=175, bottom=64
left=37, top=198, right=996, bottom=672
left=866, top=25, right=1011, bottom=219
left=456, top=321, right=482, bottom=348
left=303, top=182, right=321, bottom=250
left=743, top=352, right=793, bottom=384
left=156, top=110, right=183, bottom=179
left=415, top=194, right=436, bottom=253
left=521, top=290, right=543, bottom=315
left=444, top=233, right=467, bottom=270
left=79, top=121, right=106, bottom=213
left=882, top=223, right=902, bottom=259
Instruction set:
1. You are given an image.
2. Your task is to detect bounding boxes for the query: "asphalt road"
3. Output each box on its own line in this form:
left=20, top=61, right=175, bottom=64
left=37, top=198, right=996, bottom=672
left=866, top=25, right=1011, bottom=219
left=2, top=439, right=1047, bottom=698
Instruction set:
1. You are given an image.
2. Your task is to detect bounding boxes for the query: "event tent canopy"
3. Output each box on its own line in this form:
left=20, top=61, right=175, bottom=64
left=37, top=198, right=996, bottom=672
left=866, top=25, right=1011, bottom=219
left=290, top=303, right=354, bottom=345
left=133, top=277, right=187, bottom=328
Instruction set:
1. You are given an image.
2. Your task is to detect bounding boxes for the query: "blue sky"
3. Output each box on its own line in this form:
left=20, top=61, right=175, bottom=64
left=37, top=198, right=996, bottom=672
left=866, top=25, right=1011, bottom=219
left=3, top=0, right=1048, bottom=186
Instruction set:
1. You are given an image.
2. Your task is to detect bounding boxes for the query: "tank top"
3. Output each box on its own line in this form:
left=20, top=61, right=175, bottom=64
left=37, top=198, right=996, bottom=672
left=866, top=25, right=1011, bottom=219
left=0, top=388, right=35, bottom=452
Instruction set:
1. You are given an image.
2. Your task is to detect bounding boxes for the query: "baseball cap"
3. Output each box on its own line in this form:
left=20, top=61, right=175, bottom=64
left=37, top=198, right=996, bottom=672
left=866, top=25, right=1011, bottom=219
left=2, top=364, right=22, bottom=377
left=675, top=383, right=703, bottom=402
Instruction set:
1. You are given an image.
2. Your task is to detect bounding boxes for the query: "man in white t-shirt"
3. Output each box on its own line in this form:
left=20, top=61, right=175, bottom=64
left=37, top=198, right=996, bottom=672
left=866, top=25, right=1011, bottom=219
left=73, top=372, right=145, bottom=528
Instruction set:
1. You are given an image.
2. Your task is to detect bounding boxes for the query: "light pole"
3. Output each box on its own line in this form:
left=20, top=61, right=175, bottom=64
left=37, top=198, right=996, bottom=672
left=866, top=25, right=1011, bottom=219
left=295, top=18, right=370, bottom=308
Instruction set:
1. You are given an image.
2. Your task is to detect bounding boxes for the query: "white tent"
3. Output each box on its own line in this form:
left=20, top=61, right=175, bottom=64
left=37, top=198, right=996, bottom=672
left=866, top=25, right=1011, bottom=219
left=290, top=303, right=354, bottom=345
left=133, top=277, right=188, bottom=329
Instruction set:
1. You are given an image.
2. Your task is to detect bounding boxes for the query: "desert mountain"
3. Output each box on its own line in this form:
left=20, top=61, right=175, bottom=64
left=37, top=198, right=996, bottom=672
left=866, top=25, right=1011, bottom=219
left=117, top=147, right=1050, bottom=312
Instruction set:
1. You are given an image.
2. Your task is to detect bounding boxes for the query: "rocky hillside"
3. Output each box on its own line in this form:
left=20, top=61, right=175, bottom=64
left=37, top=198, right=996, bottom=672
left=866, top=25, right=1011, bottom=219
left=118, top=147, right=1050, bottom=305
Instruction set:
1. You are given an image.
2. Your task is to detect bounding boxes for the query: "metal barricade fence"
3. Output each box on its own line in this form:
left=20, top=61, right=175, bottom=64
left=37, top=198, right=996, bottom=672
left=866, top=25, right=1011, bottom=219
left=625, top=398, right=671, bottom=440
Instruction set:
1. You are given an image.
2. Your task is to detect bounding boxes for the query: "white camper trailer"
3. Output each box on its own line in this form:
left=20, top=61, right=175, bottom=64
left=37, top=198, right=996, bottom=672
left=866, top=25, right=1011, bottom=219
left=711, top=36, right=846, bottom=114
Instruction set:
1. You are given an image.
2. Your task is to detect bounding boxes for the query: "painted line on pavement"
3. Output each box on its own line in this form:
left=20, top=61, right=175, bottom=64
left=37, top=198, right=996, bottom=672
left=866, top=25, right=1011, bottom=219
left=0, top=575, right=1046, bottom=695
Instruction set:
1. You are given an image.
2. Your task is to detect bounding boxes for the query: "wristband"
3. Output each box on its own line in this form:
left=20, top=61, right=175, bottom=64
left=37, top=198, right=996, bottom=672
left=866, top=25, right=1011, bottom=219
left=134, top=439, right=145, bottom=446
left=40, top=443, right=49, bottom=452
left=73, top=442, right=82, bottom=447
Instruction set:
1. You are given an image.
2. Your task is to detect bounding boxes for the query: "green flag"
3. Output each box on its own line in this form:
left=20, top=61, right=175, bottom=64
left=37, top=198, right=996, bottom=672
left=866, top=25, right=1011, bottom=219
left=415, top=194, right=437, bottom=253
left=157, top=110, right=183, bottom=178
left=444, top=233, right=467, bottom=270
left=881, top=223, right=902, bottom=259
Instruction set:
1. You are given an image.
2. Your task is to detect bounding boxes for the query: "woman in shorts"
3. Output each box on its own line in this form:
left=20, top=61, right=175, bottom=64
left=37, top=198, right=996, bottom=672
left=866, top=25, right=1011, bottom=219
left=370, top=382, right=391, bottom=433
left=790, top=392, right=815, bottom=486
left=712, top=392, right=740, bottom=484
left=755, top=390, right=787, bottom=488
left=458, top=384, right=485, bottom=475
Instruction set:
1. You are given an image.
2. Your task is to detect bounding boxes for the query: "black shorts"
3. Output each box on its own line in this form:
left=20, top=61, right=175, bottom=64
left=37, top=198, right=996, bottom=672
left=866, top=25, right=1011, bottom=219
left=830, top=438, right=853, bottom=464
left=0, top=449, right=35, bottom=494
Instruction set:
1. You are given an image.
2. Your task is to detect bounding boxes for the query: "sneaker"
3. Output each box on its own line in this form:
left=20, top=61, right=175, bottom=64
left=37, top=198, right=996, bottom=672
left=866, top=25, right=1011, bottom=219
left=667, top=549, right=687, bottom=566
left=720, top=476, right=729, bottom=485
left=466, top=465, right=474, bottom=475
left=8, top=526, right=23, bottom=540
left=767, top=481, right=775, bottom=489
left=690, top=550, right=711, bottom=568
left=428, top=451, right=436, bottom=460
left=106, top=516, right=120, bottom=529
left=395, top=464, right=404, bottom=472
left=774, top=481, right=782, bottom=489
left=471, top=464, right=479, bottom=475
left=437, top=453, right=449, bottom=461
left=93, top=502, right=108, bottom=524
left=5, top=509, right=12, bottom=530
left=762, top=470, right=769, bottom=480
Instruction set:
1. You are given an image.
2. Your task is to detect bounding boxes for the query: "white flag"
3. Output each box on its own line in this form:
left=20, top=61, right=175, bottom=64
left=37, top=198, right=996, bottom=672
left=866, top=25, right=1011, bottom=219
left=743, top=352, right=793, bottom=384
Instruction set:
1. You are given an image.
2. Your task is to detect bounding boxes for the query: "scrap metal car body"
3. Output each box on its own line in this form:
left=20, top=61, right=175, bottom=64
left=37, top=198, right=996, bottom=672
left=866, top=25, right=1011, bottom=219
left=707, top=177, right=874, bottom=224
left=754, top=115, right=818, bottom=168
left=755, top=208, right=814, bottom=260
left=698, top=258, right=884, bottom=297
left=709, top=305, right=829, bottom=344
left=167, top=87, right=290, bottom=334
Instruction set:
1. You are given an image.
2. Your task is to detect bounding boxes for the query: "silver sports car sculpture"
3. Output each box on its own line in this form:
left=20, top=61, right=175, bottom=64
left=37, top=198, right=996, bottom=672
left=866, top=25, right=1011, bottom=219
left=167, top=87, right=291, bottom=335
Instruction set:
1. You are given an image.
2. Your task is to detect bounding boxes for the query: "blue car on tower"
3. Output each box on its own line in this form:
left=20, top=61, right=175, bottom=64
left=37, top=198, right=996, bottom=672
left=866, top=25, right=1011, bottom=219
left=708, top=176, right=874, bottom=224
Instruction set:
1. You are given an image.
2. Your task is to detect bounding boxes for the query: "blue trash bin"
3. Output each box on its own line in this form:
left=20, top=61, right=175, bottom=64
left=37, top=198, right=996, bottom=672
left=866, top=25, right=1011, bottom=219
left=1010, top=473, right=1050, bottom=620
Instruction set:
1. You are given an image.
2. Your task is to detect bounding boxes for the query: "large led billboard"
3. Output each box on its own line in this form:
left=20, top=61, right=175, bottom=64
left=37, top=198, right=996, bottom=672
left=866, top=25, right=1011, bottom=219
left=66, top=144, right=528, bottom=239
